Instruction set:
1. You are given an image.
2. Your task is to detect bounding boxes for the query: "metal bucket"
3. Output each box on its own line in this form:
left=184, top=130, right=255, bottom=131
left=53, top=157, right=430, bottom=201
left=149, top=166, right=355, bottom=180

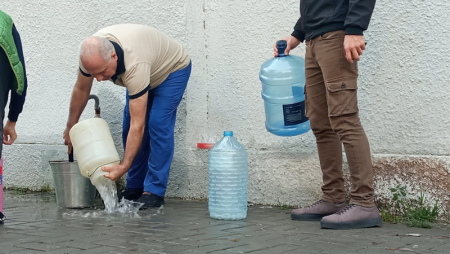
left=49, top=160, right=97, bottom=208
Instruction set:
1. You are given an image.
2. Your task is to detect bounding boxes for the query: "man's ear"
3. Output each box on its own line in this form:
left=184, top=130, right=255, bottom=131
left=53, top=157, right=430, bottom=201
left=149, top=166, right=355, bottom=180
left=111, top=50, right=117, bottom=61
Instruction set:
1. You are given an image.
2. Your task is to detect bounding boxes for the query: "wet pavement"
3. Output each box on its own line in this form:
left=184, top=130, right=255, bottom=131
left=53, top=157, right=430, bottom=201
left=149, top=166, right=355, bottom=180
left=1, top=191, right=450, bottom=254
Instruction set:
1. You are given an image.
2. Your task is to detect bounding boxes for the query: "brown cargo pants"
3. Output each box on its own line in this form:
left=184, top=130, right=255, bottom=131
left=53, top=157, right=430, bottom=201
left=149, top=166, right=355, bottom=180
left=304, top=30, right=374, bottom=207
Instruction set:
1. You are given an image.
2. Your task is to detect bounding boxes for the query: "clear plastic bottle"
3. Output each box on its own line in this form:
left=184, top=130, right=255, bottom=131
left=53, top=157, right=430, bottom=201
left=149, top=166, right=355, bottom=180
left=259, top=40, right=311, bottom=136
left=208, top=131, right=248, bottom=220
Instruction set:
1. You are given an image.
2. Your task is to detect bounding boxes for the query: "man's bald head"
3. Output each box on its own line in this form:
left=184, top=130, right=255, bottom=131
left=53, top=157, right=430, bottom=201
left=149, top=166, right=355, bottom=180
left=79, top=36, right=114, bottom=63
left=79, top=36, right=118, bottom=81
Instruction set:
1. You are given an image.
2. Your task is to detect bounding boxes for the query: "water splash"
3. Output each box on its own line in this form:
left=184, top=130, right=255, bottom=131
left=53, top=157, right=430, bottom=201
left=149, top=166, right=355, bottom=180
left=61, top=177, right=147, bottom=219
left=92, top=177, right=143, bottom=215
left=117, top=198, right=144, bottom=215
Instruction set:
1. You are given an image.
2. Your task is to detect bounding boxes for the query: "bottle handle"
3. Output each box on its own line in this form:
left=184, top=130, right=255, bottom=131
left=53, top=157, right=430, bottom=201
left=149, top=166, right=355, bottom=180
left=68, top=148, right=74, bottom=162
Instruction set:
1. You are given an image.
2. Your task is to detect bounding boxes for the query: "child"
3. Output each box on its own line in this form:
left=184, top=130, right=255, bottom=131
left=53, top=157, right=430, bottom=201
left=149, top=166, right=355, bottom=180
left=0, top=9, right=28, bottom=224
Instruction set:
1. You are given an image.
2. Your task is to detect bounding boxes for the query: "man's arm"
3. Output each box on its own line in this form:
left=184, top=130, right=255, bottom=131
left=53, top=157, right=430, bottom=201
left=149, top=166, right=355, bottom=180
left=4, top=24, right=26, bottom=145
left=343, top=0, right=376, bottom=63
left=274, top=2, right=304, bottom=57
left=344, top=0, right=376, bottom=35
left=273, top=18, right=303, bottom=57
left=8, top=24, right=27, bottom=123
left=102, top=92, right=147, bottom=181
left=63, top=70, right=94, bottom=152
left=291, top=17, right=305, bottom=43
left=121, top=93, right=147, bottom=169
left=66, top=71, right=94, bottom=126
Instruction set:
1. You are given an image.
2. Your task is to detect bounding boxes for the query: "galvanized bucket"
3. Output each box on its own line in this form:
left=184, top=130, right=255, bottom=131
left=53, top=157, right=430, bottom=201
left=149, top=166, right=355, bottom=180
left=49, top=160, right=97, bottom=208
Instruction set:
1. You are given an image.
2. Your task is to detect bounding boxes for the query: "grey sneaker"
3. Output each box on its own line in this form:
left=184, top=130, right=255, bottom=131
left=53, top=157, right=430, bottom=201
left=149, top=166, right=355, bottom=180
left=320, top=204, right=382, bottom=229
left=291, top=200, right=347, bottom=221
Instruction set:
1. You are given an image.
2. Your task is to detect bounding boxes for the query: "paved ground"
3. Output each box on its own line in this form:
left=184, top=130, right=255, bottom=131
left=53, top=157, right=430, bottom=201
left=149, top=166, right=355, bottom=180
left=1, top=191, right=450, bottom=254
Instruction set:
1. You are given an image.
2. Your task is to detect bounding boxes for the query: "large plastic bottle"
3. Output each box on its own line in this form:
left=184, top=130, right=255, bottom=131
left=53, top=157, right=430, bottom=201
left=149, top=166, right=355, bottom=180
left=208, top=131, right=248, bottom=220
left=69, top=118, right=121, bottom=185
left=259, top=40, right=311, bottom=136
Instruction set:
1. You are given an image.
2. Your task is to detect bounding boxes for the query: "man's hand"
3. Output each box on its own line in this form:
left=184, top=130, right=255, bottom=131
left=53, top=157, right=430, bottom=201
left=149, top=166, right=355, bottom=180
left=344, top=35, right=366, bottom=63
left=63, top=125, right=73, bottom=154
left=3, top=120, right=17, bottom=145
left=102, top=164, right=128, bottom=182
left=273, top=36, right=301, bottom=57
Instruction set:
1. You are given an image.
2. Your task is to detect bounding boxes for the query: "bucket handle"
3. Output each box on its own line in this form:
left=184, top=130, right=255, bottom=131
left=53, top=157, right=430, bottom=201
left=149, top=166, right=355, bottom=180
left=69, top=148, right=74, bottom=162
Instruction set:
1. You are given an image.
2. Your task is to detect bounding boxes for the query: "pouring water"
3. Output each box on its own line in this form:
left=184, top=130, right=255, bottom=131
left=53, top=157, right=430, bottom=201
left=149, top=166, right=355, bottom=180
left=92, top=175, right=143, bottom=214
left=68, top=95, right=144, bottom=215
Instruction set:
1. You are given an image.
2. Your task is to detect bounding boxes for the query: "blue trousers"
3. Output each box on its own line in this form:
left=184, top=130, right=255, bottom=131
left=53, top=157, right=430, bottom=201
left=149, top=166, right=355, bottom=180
left=122, top=61, right=191, bottom=197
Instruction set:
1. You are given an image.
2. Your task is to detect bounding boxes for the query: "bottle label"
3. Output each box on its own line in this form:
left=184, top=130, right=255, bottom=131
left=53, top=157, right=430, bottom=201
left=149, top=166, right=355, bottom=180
left=283, top=101, right=308, bottom=126
left=0, top=175, right=2, bottom=185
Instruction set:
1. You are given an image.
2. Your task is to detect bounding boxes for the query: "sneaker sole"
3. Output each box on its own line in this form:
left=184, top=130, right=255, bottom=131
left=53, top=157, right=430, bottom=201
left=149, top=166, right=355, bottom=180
left=291, top=213, right=328, bottom=221
left=139, top=205, right=164, bottom=210
left=320, top=218, right=382, bottom=230
left=139, top=201, right=165, bottom=210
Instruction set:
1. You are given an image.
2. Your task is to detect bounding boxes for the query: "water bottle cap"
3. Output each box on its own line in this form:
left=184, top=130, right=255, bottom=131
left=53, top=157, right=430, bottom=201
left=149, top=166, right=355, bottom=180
left=276, top=40, right=287, bottom=55
left=223, top=131, right=233, bottom=137
left=277, top=40, right=287, bottom=49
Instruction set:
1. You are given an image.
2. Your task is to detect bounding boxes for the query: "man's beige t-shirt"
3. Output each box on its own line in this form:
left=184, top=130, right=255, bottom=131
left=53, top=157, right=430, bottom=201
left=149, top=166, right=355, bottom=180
left=80, top=24, right=190, bottom=98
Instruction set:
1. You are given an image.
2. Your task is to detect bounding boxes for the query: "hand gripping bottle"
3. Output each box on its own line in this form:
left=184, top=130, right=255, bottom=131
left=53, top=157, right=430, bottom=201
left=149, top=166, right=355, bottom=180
left=259, top=40, right=310, bottom=136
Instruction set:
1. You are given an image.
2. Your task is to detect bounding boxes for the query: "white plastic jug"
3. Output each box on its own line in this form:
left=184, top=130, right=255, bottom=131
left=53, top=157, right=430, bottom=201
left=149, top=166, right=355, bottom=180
left=69, top=118, right=120, bottom=185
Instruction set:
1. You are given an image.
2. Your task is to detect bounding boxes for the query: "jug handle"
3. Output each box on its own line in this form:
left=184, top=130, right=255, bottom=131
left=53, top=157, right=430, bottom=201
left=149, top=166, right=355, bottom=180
left=88, top=160, right=121, bottom=177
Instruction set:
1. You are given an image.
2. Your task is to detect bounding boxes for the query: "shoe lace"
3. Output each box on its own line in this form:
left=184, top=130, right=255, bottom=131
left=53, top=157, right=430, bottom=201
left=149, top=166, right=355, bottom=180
left=336, top=204, right=356, bottom=215
left=305, top=200, right=324, bottom=209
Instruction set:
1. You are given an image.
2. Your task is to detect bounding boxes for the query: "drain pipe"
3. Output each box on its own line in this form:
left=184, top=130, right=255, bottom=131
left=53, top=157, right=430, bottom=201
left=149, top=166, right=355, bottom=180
left=88, top=94, right=100, bottom=117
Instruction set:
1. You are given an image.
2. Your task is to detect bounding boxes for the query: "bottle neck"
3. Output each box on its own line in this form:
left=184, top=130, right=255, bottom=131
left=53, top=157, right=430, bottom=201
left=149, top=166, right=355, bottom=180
left=224, top=131, right=233, bottom=137
left=277, top=47, right=287, bottom=57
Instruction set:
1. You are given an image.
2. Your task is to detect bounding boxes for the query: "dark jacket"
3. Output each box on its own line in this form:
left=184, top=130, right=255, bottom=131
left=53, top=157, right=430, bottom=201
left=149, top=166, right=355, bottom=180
left=7, top=24, right=27, bottom=122
left=292, top=0, right=376, bottom=42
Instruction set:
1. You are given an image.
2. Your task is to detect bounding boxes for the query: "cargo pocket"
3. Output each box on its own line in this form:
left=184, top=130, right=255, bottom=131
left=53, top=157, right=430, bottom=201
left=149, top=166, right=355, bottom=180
left=326, top=80, right=358, bottom=116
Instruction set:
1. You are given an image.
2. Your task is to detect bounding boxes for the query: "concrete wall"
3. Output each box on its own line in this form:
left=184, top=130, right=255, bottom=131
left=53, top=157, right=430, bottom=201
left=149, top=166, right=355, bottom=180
left=2, top=1, right=450, bottom=210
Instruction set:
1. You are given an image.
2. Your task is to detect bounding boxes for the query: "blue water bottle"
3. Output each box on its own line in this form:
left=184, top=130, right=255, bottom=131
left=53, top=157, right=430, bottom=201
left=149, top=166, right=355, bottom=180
left=208, top=131, right=248, bottom=220
left=259, top=40, right=310, bottom=136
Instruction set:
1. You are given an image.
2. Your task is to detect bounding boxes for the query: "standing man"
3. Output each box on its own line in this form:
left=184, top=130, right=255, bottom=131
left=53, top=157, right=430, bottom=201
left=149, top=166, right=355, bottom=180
left=0, top=9, right=28, bottom=223
left=63, top=24, right=191, bottom=209
left=274, top=1, right=380, bottom=229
